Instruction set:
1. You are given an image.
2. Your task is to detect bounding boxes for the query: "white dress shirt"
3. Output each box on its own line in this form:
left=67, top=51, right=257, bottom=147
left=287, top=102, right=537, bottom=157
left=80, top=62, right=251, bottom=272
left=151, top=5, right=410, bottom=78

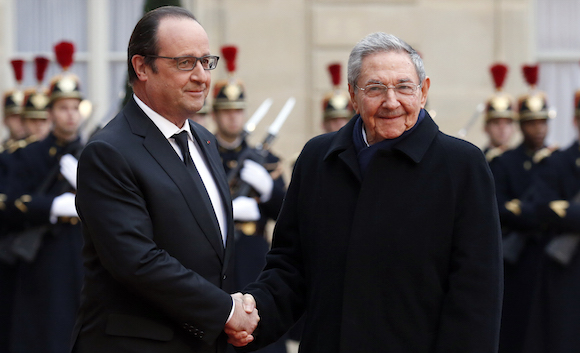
left=134, top=95, right=228, bottom=246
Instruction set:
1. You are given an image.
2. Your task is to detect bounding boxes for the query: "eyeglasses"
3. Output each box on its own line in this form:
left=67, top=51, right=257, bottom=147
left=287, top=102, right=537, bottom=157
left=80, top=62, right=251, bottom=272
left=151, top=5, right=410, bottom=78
left=356, top=82, right=422, bottom=98
left=146, top=55, right=220, bottom=71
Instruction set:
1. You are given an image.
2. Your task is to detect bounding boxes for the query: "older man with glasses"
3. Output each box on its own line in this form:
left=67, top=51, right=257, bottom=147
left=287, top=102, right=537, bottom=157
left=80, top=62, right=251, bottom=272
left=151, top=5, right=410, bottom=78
left=227, top=32, right=503, bottom=353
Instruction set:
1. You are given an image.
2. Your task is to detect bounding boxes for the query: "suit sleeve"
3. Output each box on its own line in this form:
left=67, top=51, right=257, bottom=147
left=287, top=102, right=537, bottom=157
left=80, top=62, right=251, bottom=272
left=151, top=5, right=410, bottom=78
left=434, top=146, right=503, bottom=352
left=77, top=140, right=232, bottom=344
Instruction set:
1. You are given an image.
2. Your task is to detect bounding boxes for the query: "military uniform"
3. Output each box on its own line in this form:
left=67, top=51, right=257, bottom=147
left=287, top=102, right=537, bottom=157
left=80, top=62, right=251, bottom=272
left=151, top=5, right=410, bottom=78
left=491, top=64, right=556, bottom=353
left=3, top=42, right=86, bottom=352
left=214, top=45, right=288, bottom=353
left=523, top=90, right=580, bottom=353
left=0, top=59, right=27, bottom=353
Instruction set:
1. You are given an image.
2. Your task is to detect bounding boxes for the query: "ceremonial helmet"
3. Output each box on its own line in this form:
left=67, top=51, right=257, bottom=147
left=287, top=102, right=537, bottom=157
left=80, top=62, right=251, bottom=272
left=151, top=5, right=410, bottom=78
left=517, top=64, right=554, bottom=122
left=48, top=41, right=83, bottom=105
left=484, top=63, right=515, bottom=122
left=3, top=59, right=25, bottom=117
left=322, top=63, right=354, bottom=121
left=213, top=45, right=246, bottom=111
left=22, top=57, right=50, bottom=120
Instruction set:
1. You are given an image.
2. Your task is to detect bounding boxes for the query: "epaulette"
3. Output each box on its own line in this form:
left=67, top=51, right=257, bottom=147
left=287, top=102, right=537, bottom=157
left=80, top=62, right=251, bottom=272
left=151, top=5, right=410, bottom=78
left=505, top=199, right=522, bottom=216
left=485, top=147, right=506, bottom=163
left=8, top=138, right=28, bottom=153
left=533, top=144, right=559, bottom=164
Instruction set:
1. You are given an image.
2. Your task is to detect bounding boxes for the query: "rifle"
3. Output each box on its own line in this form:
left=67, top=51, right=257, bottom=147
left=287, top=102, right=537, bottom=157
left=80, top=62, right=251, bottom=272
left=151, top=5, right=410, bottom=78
left=456, top=103, right=485, bottom=138
left=229, top=97, right=295, bottom=199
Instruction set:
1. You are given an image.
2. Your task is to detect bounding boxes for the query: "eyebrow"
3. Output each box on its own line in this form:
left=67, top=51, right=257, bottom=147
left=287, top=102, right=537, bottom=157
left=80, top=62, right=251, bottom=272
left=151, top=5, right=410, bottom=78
left=365, top=78, right=413, bottom=85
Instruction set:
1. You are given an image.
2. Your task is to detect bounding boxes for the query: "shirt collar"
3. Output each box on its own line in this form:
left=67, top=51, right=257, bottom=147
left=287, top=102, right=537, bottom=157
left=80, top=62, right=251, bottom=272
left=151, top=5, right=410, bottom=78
left=133, top=94, right=192, bottom=140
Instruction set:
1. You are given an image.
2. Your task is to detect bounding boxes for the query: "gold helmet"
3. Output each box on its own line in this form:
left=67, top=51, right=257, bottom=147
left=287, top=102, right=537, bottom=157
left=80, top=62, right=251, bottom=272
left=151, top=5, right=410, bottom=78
left=22, top=57, right=50, bottom=120
left=322, top=63, right=354, bottom=121
left=213, top=45, right=246, bottom=111
left=484, top=63, right=515, bottom=122
left=3, top=59, right=25, bottom=116
left=518, top=64, right=553, bottom=122
left=49, top=41, right=83, bottom=105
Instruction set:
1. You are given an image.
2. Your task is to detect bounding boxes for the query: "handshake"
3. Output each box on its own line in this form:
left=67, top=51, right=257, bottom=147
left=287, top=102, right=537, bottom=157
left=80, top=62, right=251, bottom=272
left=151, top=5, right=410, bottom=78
left=225, top=292, right=259, bottom=347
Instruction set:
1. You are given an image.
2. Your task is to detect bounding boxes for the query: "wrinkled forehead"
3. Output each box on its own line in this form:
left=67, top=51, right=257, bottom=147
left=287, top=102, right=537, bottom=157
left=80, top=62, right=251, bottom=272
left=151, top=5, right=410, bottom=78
left=360, top=51, right=418, bottom=84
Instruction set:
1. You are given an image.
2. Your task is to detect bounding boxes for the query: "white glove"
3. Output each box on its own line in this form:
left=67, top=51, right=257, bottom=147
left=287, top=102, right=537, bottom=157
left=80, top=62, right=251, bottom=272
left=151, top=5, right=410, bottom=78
left=50, top=192, right=78, bottom=224
left=232, top=196, right=261, bottom=222
left=239, top=159, right=274, bottom=203
left=60, top=154, right=78, bottom=190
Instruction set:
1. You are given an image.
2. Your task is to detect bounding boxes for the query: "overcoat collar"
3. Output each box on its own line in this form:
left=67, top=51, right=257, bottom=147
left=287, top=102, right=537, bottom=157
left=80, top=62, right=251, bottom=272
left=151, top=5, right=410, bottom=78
left=123, top=97, right=228, bottom=262
left=325, top=110, right=439, bottom=164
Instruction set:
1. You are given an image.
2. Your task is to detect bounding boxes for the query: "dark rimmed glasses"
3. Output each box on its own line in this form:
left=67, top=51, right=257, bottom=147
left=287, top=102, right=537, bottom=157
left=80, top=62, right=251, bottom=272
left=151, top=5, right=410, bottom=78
left=146, top=55, right=219, bottom=71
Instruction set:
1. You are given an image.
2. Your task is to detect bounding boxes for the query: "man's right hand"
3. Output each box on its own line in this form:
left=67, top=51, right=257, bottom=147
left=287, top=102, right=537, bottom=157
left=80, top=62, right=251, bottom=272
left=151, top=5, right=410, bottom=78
left=225, top=293, right=258, bottom=347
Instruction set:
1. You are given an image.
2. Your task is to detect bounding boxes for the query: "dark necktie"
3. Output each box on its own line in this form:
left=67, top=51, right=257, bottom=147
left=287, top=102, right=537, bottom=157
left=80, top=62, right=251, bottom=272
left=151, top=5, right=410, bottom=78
left=172, top=130, right=195, bottom=167
left=172, top=131, right=225, bottom=247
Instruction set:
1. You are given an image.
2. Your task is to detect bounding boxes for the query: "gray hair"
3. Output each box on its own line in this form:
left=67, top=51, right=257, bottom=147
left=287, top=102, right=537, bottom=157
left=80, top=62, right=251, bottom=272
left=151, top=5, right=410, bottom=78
left=347, top=32, right=426, bottom=88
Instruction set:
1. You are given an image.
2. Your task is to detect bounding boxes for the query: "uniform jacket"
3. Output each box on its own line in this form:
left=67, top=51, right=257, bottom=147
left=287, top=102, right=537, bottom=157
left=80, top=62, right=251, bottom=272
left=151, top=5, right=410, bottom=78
left=1, top=133, right=83, bottom=352
left=524, top=141, right=580, bottom=353
left=72, top=97, right=235, bottom=353
left=243, top=112, right=503, bottom=353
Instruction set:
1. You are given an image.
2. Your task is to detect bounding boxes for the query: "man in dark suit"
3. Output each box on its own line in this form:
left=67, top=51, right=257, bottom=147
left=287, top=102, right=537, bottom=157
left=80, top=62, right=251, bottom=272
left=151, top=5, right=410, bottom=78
left=71, top=7, right=258, bottom=353
left=227, top=32, right=503, bottom=352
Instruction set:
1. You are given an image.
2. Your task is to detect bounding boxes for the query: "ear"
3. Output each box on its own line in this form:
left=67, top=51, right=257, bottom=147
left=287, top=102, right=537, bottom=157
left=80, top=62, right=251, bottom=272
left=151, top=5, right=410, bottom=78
left=131, top=55, right=148, bottom=82
left=348, top=84, right=359, bottom=114
left=420, top=77, right=431, bottom=108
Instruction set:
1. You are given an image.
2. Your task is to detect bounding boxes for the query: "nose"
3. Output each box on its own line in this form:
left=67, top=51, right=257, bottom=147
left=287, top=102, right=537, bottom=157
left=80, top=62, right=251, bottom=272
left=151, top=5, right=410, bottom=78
left=190, top=61, right=209, bottom=83
left=382, top=88, right=400, bottom=109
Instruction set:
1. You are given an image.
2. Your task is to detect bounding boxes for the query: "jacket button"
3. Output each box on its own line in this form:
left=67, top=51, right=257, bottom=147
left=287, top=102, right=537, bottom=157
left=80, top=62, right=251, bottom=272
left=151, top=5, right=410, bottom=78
left=222, top=275, right=227, bottom=280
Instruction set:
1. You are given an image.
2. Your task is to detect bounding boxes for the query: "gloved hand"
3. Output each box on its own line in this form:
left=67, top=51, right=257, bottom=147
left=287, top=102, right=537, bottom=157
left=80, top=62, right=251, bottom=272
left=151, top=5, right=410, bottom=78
left=50, top=192, right=78, bottom=224
left=232, top=196, right=261, bottom=222
left=60, top=154, right=78, bottom=189
left=240, top=159, right=274, bottom=203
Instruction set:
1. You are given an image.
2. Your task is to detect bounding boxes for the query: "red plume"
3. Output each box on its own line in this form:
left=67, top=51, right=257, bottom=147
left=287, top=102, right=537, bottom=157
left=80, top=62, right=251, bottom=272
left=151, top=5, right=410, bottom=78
left=328, top=63, right=341, bottom=86
left=221, top=45, right=237, bottom=73
left=34, top=56, right=50, bottom=84
left=522, top=64, right=539, bottom=87
left=490, top=63, right=508, bottom=90
left=54, top=41, right=75, bottom=70
left=10, top=59, right=25, bottom=83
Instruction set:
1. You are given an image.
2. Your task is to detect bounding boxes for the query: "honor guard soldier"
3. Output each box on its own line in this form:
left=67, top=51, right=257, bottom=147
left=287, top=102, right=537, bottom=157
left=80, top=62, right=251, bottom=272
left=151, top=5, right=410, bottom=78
left=523, top=84, right=580, bottom=353
left=490, top=64, right=557, bottom=353
left=321, top=63, right=354, bottom=133
left=483, top=63, right=516, bottom=163
left=212, top=45, right=287, bottom=353
left=0, top=57, right=26, bottom=353
left=2, top=41, right=86, bottom=352
left=19, top=57, right=52, bottom=145
left=1, top=60, right=27, bottom=153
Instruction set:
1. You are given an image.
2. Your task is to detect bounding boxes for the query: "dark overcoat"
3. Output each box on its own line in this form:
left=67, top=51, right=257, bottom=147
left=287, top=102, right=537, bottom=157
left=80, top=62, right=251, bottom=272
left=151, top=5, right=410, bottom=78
left=243, top=112, right=503, bottom=353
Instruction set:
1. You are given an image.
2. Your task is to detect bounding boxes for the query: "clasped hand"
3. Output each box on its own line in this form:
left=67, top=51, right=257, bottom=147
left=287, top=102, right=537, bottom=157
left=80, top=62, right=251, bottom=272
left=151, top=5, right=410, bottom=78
left=224, top=293, right=258, bottom=347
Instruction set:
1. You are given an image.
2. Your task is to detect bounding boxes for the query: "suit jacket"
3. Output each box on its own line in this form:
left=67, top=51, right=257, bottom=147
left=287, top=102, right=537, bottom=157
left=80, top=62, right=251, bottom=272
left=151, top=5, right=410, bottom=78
left=243, top=112, right=503, bottom=353
left=72, top=97, right=235, bottom=353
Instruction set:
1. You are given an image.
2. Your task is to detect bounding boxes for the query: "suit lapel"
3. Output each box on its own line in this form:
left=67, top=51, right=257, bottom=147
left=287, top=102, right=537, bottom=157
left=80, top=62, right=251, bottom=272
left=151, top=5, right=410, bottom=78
left=189, top=122, right=235, bottom=268
left=126, top=103, right=225, bottom=262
